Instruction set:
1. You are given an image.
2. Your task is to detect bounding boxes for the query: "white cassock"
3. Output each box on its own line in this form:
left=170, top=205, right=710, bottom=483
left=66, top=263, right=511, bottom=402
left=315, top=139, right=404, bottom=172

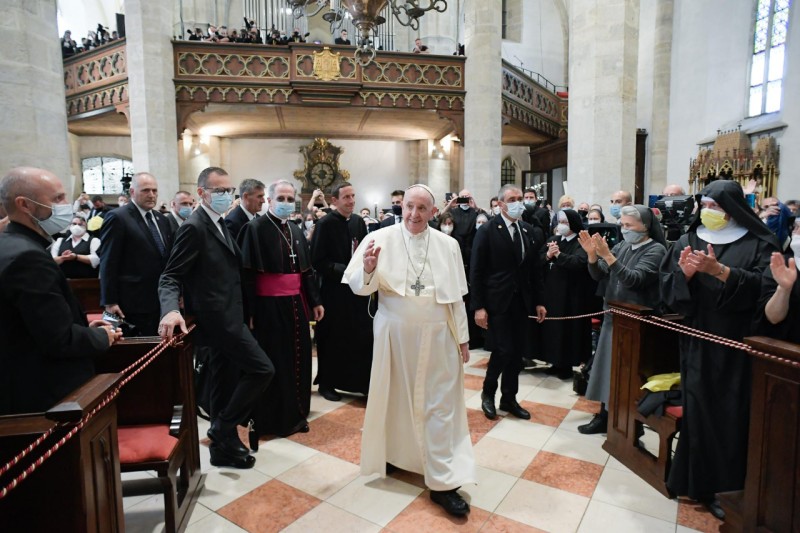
left=342, top=223, right=476, bottom=491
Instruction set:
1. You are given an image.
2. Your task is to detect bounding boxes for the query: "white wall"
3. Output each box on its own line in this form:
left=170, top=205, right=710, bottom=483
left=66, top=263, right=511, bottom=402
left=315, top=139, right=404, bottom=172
left=636, top=0, right=656, bottom=192
left=225, top=138, right=412, bottom=211
left=57, top=0, right=122, bottom=37
left=502, top=0, right=568, bottom=87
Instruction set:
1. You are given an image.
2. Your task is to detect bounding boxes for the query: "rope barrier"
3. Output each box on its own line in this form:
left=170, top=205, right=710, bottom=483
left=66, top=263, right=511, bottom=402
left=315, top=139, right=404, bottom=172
left=0, top=325, right=194, bottom=500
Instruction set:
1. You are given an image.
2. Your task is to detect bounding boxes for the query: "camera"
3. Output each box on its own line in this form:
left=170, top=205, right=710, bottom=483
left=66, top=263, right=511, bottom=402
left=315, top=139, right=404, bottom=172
left=587, top=223, right=622, bottom=250
left=649, top=194, right=695, bottom=240
left=456, top=196, right=470, bottom=205
left=101, top=311, right=139, bottom=337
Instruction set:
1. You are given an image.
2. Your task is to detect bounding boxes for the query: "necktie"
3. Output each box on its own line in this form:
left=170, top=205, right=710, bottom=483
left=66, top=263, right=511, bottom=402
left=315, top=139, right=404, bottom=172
left=218, top=218, right=233, bottom=249
left=511, top=222, right=523, bottom=263
left=145, top=211, right=166, bottom=257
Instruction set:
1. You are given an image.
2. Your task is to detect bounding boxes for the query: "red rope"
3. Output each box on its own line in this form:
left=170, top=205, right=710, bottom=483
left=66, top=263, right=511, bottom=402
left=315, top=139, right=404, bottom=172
left=0, top=325, right=194, bottom=500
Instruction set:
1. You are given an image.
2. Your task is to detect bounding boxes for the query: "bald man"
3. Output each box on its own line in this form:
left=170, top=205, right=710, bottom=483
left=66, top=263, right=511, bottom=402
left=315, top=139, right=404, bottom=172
left=0, top=167, right=120, bottom=415
left=662, top=184, right=686, bottom=196
left=610, top=190, right=633, bottom=221
left=98, top=172, right=175, bottom=335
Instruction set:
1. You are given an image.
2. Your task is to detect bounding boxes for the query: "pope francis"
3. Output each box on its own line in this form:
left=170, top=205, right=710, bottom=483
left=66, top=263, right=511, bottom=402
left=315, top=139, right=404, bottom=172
left=342, top=184, right=476, bottom=516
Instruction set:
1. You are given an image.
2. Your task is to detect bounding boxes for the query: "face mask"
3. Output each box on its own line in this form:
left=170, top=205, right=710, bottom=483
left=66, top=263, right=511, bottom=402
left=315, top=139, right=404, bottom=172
left=304, top=220, right=313, bottom=230
left=459, top=204, right=470, bottom=211
left=561, top=206, right=574, bottom=211
left=476, top=222, right=485, bottom=230
left=523, top=200, right=535, bottom=207
left=209, top=191, right=233, bottom=214
left=441, top=224, right=453, bottom=235
left=273, top=201, right=295, bottom=219
left=587, top=219, right=600, bottom=225
left=492, top=206, right=501, bottom=215
left=391, top=204, right=402, bottom=216
left=621, top=227, right=648, bottom=244
left=69, top=224, right=86, bottom=237
left=27, top=199, right=73, bottom=236
left=700, top=207, right=728, bottom=231
left=505, top=201, right=525, bottom=219
left=578, top=209, right=588, bottom=218
left=556, top=223, right=571, bottom=236
left=609, top=204, right=622, bottom=219
left=178, top=206, right=192, bottom=219
left=790, top=236, right=800, bottom=268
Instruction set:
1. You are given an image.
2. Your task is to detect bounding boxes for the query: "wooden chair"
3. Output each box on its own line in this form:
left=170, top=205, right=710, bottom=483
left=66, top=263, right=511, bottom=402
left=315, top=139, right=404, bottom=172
left=0, top=374, right=124, bottom=532
left=95, top=333, right=204, bottom=533
left=603, top=301, right=681, bottom=498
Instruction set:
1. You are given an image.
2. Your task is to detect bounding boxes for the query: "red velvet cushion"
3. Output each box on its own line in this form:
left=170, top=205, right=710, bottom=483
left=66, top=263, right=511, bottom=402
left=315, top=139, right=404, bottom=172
left=665, top=405, right=683, bottom=419
left=118, top=424, right=178, bottom=464
left=556, top=91, right=569, bottom=98
left=87, top=313, right=104, bottom=322
left=591, top=318, right=601, bottom=327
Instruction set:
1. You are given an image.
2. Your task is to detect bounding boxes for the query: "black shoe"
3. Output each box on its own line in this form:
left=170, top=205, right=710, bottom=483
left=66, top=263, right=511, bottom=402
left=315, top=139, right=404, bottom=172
left=499, top=398, right=531, bottom=420
left=430, top=489, right=469, bottom=516
left=319, top=386, right=342, bottom=402
left=577, top=413, right=608, bottom=434
left=208, top=425, right=250, bottom=457
left=556, top=368, right=574, bottom=380
left=209, top=444, right=256, bottom=469
left=698, top=496, right=725, bottom=520
left=481, top=393, right=496, bottom=420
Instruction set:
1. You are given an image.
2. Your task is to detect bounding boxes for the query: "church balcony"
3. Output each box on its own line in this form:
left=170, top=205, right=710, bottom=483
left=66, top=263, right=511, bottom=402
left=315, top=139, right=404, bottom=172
left=501, top=60, right=568, bottom=146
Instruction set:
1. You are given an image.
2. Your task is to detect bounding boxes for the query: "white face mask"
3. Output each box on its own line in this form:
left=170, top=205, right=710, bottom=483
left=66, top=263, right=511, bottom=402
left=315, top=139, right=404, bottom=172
left=304, top=220, right=313, bottom=230
left=441, top=224, right=454, bottom=235
left=587, top=219, right=601, bottom=225
left=791, top=235, right=800, bottom=269
left=556, top=223, right=571, bottom=236
left=492, top=206, right=501, bottom=215
left=69, top=224, right=87, bottom=237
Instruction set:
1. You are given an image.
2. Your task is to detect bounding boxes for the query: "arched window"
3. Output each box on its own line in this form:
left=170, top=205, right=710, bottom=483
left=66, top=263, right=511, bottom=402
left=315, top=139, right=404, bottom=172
left=749, top=0, right=791, bottom=116
left=81, top=156, right=133, bottom=194
left=501, top=157, right=516, bottom=186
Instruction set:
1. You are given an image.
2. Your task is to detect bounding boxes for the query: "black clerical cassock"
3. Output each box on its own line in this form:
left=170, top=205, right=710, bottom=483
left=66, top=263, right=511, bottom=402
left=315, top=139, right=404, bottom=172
left=240, top=212, right=321, bottom=437
left=310, top=210, right=373, bottom=394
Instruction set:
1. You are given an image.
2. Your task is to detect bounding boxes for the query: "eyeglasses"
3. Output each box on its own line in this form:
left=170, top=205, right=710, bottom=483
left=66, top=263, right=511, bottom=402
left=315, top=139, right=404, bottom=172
left=204, top=187, right=236, bottom=195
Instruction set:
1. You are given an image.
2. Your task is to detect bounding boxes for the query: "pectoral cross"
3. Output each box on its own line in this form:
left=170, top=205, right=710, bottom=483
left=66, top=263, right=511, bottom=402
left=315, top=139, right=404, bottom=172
left=289, top=248, right=297, bottom=265
left=411, top=278, right=425, bottom=296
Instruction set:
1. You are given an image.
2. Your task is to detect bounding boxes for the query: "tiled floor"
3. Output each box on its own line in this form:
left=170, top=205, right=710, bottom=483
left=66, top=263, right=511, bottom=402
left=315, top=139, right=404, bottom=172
left=124, top=350, right=723, bottom=533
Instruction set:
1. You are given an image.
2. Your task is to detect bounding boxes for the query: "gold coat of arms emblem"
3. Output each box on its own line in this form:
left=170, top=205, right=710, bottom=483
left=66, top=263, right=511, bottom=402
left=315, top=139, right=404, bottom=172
left=312, top=47, right=342, bottom=81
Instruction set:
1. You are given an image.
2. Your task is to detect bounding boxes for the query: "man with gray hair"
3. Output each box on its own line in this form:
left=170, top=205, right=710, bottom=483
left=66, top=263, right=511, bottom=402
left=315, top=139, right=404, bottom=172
left=239, top=179, right=324, bottom=438
left=0, top=167, right=121, bottom=415
left=98, top=172, right=175, bottom=335
left=225, top=178, right=265, bottom=240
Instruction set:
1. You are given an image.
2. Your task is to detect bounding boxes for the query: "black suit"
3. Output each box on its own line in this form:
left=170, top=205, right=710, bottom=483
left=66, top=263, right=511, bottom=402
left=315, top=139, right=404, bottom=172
left=159, top=207, right=273, bottom=438
left=164, top=211, right=181, bottom=234
left=98, top=202, right=174, bottom=335
left=224, top=205, right=255, bottom=242
left=380, top=214, right=401, bottom=228
left=88, top=205, right=110, bottom=219
left=0, top=222, right=109, bottom=415
left=470, top=215, right=545, bottom=399
left=334, top=37, right=351, bottom=45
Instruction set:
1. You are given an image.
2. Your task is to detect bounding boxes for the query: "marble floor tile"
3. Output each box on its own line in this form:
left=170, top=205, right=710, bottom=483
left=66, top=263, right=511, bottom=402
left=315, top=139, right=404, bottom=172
left=556, top=409, right=605, bottom=439
left=541, top=428, right=610, bottom=466
left=308, top=391, right=354, bottom=421
left=251, top=437, right=319, bottom=478
left=464, top=366, right=488, bottom=378
left=480, top=513, right=549, bottom=532
left=469, top=357, right=490, bottom=369
left=288, top=416, right=362, bottom=464
left=472, top=436, right=540, bottom=477
left=123, top=494, right=166, bottom=533
left=384, top=491, right=491, bottom=532
left=523, top=385, right=578, bottom=410
left=603, top=454, right=634, bottom=474
left=519, top=401, right=570, bottom=428
left=184, top=513, right=248, bottom=533
left=676, top=499, right=724, bottom=533
left=572, top=397, right=601, bottom=414
left=326, top=474, right=423, bottom=526
left=122, top=471, right=158, bottom=510
left=277, top=452, right=360, bottom=500
left=494, top=479, right=590, bottom=533
left=485, top=418, right=556, bottom=449
left=577, top=500, right=676, bottom=533
left=217, top=479, right=320, bottom=533
left=318, top=400, right=367, bottom=430
left=466, top=406, right=504, bottom=444
left=677, top=526, right=706, bottom=533
left=387, top=467, right=427, bottom=489
left=459, top=465, right=517, bottom=512
left=282, top=502, right=382, bottom=533
left=592, top=467, right=678, bottom=523
left=197, top=467, right=271, bottom=511
left=463, top=373, right=485, bottom=390
left=518, top=372, right=547, bottom=388
left=521, top=451, right=604, bottom=498
left=187, top=503, right=214, bottom=525
left=537, top=376, right=577, bottom=393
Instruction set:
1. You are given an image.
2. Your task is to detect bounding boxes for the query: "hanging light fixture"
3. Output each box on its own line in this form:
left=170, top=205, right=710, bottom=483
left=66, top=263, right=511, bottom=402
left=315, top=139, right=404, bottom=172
left=289, top=0, right=447, bottom=65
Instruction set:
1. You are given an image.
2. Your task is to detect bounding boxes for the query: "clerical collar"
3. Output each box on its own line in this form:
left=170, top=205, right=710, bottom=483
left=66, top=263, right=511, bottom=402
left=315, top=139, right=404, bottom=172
left=631, top=237, right=653, bottom=250
left=561, top=233, right=577, bottom=242
left=267, top=211, right=288, bottom=225
left=400, top=222, right=428, bottom=240
left=696, top=218, right=748, bottom=245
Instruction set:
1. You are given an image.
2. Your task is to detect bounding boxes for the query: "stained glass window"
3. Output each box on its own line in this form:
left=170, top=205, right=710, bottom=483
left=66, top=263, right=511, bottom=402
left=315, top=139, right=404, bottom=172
left=749, top=0, right=791, bottom=116
left=81, top=156, right=131, bottom=194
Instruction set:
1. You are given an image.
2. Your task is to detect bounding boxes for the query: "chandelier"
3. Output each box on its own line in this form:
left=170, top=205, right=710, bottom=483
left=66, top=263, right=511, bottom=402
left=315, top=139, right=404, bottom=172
left=288, top=0, right=447, bottom=65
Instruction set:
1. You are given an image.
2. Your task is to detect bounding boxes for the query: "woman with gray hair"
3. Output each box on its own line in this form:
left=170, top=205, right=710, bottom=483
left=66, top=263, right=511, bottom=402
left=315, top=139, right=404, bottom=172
left=577, top=205, right=667, bottom=434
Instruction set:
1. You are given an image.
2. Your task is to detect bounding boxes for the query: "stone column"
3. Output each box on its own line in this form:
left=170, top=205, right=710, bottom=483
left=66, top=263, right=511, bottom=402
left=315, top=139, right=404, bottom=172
left=126, top=0, right=180, bottom=202
left=649, top=0, right=674, bottom=193
left=567, top=0, right=640, bottom=206
left=0, top=1, right=72, bottom=191
left=463, top=0, right=502, bottom=205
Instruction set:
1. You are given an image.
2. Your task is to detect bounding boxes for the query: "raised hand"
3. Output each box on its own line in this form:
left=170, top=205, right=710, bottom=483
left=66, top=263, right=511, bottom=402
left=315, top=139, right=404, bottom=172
left=592, top=232, right=610, bottom=258
left=770, top=251, right=797, bottom=291
left=363, top=239, right=381, bottom=274
left=577, top=230, right=595, bottom=256
left=687, top=243, right=721, bottom=275
left=678, top=245, right=697, bottom=279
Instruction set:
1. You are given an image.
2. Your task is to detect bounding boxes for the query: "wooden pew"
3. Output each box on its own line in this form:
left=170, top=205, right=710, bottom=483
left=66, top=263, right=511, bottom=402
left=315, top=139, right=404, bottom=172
left=68, top=278, right=103, bottom=317
left=719, top=336, right=800, bottom=532
left=0, top=373, right=124, bottom=532
left=603, top=301, right=681, bottom=498
left=95, top=332, right=204, bottom=533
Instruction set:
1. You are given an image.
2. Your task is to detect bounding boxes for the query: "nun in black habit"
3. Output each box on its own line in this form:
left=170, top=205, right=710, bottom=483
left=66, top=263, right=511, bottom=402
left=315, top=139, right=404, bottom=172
left=541, top=209, right=593, bottom=378
left=660, top=180, right=779, bottom=518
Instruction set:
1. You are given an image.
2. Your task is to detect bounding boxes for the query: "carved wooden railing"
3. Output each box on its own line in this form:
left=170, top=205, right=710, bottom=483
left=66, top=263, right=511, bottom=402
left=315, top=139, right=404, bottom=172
left=63, top=38, right=128, bottom=118
left=501, top=60, right=568, bottom=139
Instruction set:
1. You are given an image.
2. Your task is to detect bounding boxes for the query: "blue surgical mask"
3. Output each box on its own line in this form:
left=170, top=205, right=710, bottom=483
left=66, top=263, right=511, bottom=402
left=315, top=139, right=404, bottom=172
left=459, top=204, right=471, bottom=211
left=505, top=201, right=525, bottom=219
left=178, top=206, right=192, bottom=219
left=273, top=201, right=295, bottom=219
left=27, top=199, right=73, bottom=236
left=523, top=200, right=535, bottom=207
left=209, top=192, right=233, bottom=214
left=621, top=227, right=648, bottom=244
left=610, top=204, right=621, bottom=218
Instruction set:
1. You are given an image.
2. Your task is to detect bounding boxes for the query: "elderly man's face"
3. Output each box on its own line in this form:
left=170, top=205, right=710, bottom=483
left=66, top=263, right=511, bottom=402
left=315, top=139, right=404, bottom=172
left=403, top=188, right=435, bottom=234
left=131, top=175, right=158, bottom=210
